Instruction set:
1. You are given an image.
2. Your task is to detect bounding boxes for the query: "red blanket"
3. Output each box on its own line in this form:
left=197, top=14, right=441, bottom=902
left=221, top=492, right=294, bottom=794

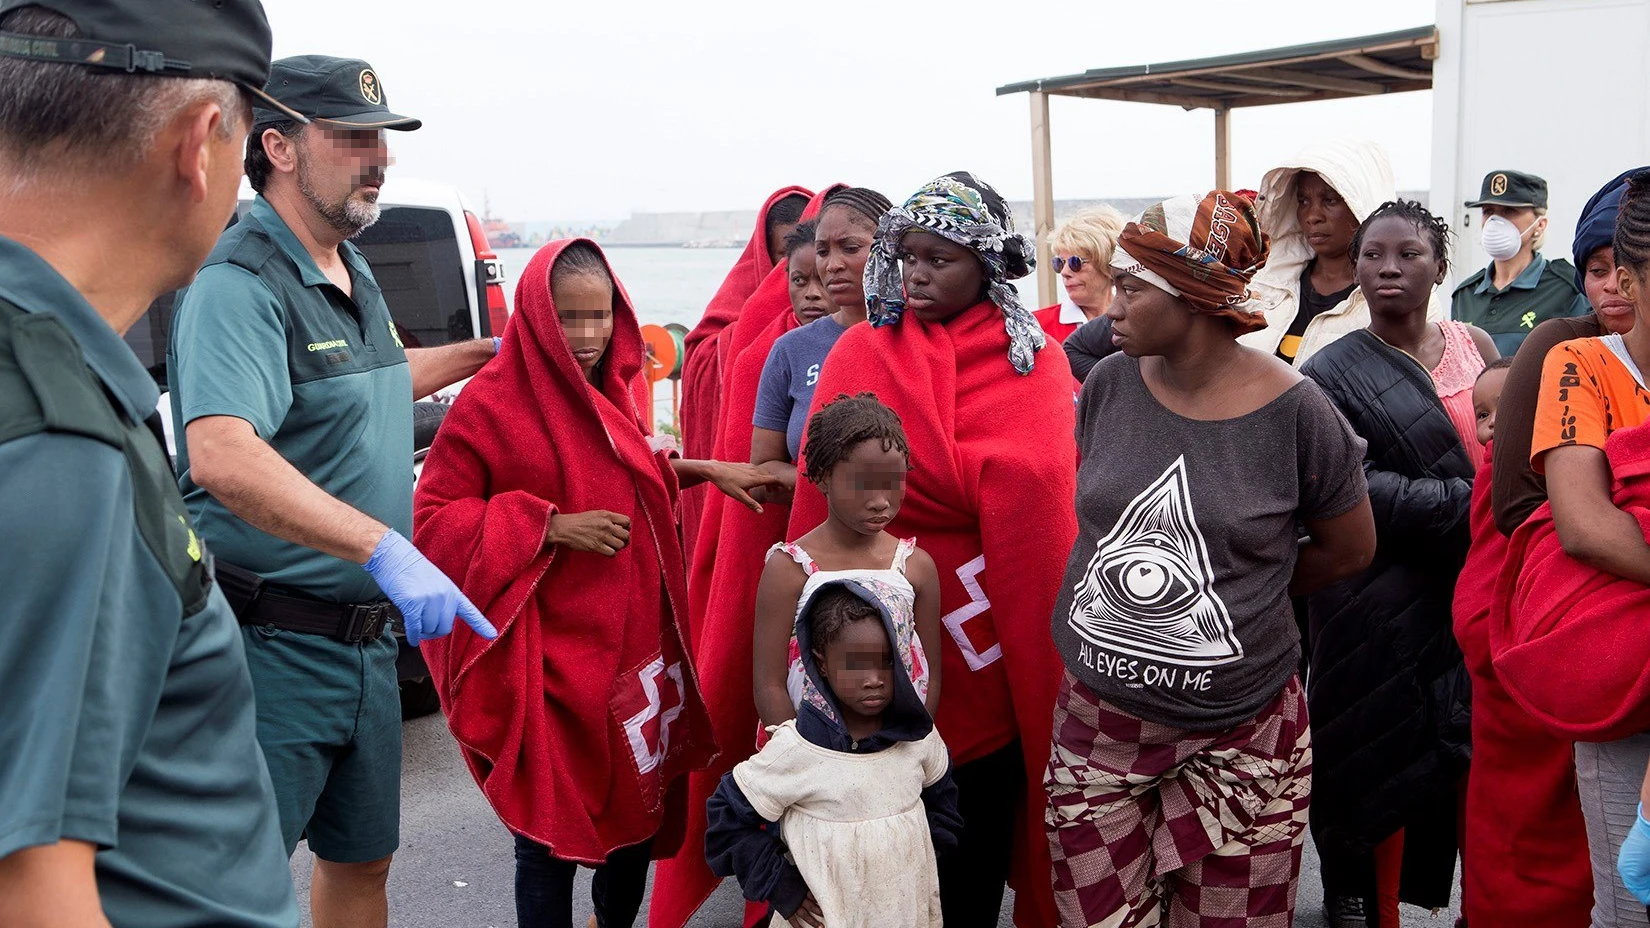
left=1453, top=446, right=1592, bottom=927
left=413, top=239, right=716, bottom=864
left=651, top=186, right=845, bottom=928
left=681, top=185, right=812, bottom=569
left=1492, top=423, right=1650, bottom=741
left=790, top=303, right=1076, bottom=927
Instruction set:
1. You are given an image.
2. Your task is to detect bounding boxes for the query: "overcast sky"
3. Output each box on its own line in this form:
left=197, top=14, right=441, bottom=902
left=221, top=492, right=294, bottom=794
left=265, top=0, right=1437, bottom=221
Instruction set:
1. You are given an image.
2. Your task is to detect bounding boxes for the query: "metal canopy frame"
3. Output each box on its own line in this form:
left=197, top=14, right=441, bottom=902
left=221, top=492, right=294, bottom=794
left=997, top=26, right=1437, bottom=306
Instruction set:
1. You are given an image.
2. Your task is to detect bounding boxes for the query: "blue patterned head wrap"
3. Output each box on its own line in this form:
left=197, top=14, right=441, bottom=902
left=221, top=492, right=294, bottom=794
left=863, top=171, right=1045, bottom=375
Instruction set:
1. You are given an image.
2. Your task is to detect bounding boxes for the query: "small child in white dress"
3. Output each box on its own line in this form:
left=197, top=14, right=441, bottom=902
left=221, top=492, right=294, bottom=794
left=706, top=579, right=960, bottom=927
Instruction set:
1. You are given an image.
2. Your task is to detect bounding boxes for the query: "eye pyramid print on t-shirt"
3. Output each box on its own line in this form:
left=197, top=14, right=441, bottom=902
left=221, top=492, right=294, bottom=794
left=1068, top=455, right=1243, bottom=666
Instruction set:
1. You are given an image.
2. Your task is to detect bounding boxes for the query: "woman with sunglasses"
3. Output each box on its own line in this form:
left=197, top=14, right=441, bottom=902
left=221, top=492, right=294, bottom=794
left=1241, top=139, right=1444, bottom=369
left=1035, top=207, right=1126, bottom=347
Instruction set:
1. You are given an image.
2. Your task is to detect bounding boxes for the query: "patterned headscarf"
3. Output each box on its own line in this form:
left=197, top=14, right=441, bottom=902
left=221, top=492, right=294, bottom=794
left=863, top=171, right=1045, bottom=375
left=1110, top=191, right=1272, bottom=334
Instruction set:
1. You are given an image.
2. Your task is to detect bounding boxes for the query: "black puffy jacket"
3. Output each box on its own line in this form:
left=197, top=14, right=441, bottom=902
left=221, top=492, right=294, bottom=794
left=1300, top=329, right=1474, bottom=909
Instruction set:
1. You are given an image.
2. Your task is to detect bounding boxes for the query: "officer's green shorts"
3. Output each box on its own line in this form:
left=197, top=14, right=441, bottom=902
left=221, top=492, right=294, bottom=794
left=242, top=626, right=401, bottom=863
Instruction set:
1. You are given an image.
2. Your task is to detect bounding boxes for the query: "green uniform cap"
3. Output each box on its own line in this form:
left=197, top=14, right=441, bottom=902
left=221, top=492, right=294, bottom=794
left=1466, top=169, right=1549, bottom=209
left=0, top=0, right=305, bottom=123
left=255, top=54, right=420, bottom=130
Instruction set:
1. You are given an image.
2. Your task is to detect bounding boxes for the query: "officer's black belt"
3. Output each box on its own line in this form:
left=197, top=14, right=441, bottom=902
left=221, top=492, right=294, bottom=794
left=215, top=560, right=397, bottom=644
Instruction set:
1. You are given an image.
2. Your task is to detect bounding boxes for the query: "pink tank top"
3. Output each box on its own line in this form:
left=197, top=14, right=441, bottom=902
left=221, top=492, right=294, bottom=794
left=1432, top=320, right=1488, bottom=462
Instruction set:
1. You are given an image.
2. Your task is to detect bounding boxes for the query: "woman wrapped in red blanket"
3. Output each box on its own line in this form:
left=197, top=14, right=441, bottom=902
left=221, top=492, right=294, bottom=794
left=1493, top=171, right=1650, bottom=923
left=652, top=186, right=901, bottom=928
left=680, top=187, right=811, bottom=564
left=413, top=239, right=775, bottom=928
left=786, top=171, right=1076, bottom=928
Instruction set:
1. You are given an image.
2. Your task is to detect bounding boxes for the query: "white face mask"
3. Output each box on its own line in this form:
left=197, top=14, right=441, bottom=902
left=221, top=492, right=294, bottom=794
left=1481, top=214, right=1536, bottom=262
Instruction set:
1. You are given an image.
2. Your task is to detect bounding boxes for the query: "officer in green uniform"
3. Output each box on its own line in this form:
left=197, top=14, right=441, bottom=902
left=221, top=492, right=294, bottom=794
left=0, top=1, right=303, bottom=926
left=1452, top=169, right=1589, bottom=355
left=167, top=55, right=498, bottom=928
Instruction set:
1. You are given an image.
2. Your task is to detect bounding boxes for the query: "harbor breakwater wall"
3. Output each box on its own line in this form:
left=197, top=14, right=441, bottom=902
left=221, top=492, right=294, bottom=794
left=601, top=192, right=1427, bottom=246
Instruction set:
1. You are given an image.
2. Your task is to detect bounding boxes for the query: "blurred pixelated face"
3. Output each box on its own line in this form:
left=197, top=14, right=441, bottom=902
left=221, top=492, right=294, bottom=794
left=552, top=272, right=614, bottom=378
left=1106, top=271, right=1193, bottom=358
left=822, top=438, right=907, bottom=536
left=1295, top=171, right=1359, bottom=262
left=787, top=245, right=830, bottom=325
left=295, top=123, right=392, bottom=237
left=1473, top=366, right=1508, bottom=447
left=900, top=230, right=985, bottom=323
left=814, top=618, right=893, bottom=724
left=767, top=221, right=798, bottom=265
left=816, top=205, right=877, bottom=311
left=1585, top=246, right=1635, bottom=335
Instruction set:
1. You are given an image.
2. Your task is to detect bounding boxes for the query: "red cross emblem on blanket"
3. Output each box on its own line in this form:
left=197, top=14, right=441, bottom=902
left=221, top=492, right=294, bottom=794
left=618, top=657, right=685, bottom=774
left=943, top=555, right=1001, bottom=671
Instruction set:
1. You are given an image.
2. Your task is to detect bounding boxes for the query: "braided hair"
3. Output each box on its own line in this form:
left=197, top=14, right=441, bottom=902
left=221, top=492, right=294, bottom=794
left=1613, top=171, right=1650, bottom=275
left=1351, top=199, right=1453, bottom=274
left=807, top=584, right=883, bottom=651
left=782, top=220, right=818, bottom=260
left=801, top=392, right=910, bottom=486
left=550, top=240, right=613, bottom=288
left=821, top=187, right=893, bottom=228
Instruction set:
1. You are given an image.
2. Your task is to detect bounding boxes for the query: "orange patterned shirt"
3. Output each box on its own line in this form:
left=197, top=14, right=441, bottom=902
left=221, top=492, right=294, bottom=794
left=1531, top=336, right=1650, bottom=472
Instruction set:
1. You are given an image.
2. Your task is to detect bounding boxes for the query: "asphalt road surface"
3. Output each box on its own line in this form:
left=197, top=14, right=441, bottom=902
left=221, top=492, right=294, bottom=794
left=290, top=713, right=1461, bottom=927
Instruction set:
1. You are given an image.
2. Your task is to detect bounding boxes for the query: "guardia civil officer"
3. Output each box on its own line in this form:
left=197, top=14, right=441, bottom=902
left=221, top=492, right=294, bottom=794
left=166, top=56, right=498, bottom=928
left=1452, top=169, right=1588, bottom=355
left=0, top=1, right=302, bottom=926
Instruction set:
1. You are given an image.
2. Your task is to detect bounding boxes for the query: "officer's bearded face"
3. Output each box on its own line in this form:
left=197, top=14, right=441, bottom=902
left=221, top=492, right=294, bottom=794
left=294, top=125, right=391, bottom=238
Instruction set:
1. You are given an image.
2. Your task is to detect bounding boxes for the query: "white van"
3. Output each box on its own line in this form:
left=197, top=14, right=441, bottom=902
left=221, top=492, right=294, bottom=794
left=124, top=176, right=509, bottom=717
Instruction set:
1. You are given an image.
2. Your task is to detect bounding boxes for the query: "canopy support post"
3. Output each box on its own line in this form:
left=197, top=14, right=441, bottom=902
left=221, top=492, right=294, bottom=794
left=1030, top=90, right=1057, bottom=309
left=1214, top=106, right=1232, bottom=191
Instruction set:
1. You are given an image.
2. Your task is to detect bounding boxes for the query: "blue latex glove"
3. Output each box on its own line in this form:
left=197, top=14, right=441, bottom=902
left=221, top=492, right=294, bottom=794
left=363, top=529, right=497, bottom=645
left=1619, top=803, right=1650, bottom=904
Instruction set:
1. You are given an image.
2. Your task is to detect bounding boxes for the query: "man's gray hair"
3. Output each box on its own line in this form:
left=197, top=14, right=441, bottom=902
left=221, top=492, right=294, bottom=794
left=0, top=6, right=248, bottom=187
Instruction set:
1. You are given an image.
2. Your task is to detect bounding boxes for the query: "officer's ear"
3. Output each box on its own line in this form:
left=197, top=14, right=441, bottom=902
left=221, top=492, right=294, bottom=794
left=168, top=97, right=235, bottom=206
left=260, top=124, right=303, bottom=178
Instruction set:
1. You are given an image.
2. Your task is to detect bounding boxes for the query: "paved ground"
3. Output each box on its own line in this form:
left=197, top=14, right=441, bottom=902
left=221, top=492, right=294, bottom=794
left=291, top=713, right=1460, bottom=927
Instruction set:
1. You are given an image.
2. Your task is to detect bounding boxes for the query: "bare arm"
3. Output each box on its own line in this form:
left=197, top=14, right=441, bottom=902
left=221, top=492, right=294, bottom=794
left=1545, top=445, right=1650, bottom=584
left=1291, top=498, right=1377, bottom=596
left=0, top=841, right=110, bottom=928
left=753, top=554, right=808, bottom=728
left=1468, top=324, right=1501, bottom=364
left=671, top=458, right=782, bottom=513
left=906, top=547, right=944, bottom=717
left=187, top=415, right=384, bottom=564
left=750, top=428, right=797, bottom=506
left=407, top=339, right=495, bottom=399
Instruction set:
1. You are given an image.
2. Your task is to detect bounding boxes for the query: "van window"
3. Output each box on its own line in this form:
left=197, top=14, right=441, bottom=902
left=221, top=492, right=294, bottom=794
left=354, top=206, right=473, bottom=350
left=125, top=203, right=474, bottom=389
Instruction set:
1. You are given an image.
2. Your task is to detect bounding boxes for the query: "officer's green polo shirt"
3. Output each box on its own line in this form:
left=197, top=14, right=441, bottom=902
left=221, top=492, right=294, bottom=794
left=0, top=235, right=297, bottom=928
left=1451, top=252, right=1588, bottom=356
left=169, top=196, right=413, bottom=604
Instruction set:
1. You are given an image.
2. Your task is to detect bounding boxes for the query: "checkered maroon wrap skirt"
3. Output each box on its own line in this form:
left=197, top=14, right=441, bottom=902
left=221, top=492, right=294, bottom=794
left=1043, top=673, right=1312, bottom=928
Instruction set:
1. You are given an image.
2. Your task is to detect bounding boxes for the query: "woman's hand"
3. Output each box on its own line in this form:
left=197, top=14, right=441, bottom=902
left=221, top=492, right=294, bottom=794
left=707, top=461, right=782, bottom=514
left=545, top=510, right=631, bottom=556
left=751, top=461, right=798, bottom=506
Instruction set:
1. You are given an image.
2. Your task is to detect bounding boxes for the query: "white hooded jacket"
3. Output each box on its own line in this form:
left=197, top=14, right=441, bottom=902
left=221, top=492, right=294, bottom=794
left=1240, top=138, right=1445, bottom=366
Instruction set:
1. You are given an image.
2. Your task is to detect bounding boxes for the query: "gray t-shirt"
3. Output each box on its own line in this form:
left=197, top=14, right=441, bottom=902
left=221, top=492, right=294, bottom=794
left=754, top=316, right=849, bottom=460
left=1053, top=354, right=1367, bottom=730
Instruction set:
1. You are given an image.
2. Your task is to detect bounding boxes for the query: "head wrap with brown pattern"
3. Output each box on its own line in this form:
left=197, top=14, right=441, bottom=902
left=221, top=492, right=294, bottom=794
left=1110, top=190, right=1272, bottom=334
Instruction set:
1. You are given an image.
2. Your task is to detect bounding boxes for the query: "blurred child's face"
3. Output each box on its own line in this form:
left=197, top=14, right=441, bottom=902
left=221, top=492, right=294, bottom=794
left=814, top=618, right=892, bottom=726
left=553, top=273, right=615, bottom=378
left=1474, top=366, right=1509, bottom=447
left=822, top=438, right=908, bottom=536
left=787, top=246, right=831, bottom=325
